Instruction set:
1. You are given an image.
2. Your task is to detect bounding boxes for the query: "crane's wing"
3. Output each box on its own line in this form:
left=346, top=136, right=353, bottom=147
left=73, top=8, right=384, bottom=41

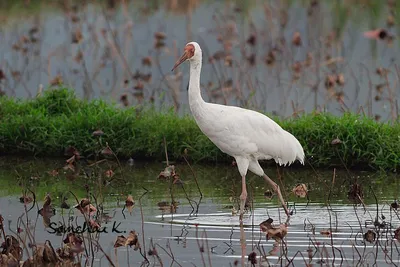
left=201, top=104, right=304, bottom=165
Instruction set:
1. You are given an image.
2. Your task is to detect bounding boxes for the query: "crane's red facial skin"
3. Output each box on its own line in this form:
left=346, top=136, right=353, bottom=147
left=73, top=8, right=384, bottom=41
left=171, top=44, right=195, bottom=71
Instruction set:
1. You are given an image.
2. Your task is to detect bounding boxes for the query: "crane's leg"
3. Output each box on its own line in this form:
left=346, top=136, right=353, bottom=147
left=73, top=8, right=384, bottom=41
left=239, top=175, right=247, bottom=216
left=235, top=157, right=249, bottom=267
left=239, top=175, right=247, bottom=267
left=263, top=174, right=290, bottom=216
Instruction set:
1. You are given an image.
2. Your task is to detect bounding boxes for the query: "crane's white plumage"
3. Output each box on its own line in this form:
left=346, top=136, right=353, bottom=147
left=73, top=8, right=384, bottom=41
left=193, top=103, right=305, bottom=168
left=172, top=41, right=305, bottom=219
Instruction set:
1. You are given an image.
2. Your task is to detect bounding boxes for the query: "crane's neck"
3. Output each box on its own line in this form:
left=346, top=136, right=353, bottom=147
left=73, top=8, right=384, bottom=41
left=188, top=59, right=205, bottom=110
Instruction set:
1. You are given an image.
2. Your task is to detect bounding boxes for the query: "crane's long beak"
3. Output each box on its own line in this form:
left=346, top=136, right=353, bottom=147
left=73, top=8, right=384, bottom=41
left=171, top=51, right=189, bottom=71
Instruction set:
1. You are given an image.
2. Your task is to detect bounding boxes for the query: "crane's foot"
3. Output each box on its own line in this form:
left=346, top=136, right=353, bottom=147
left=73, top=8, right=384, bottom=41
left=239, top=218, right=246, bottom=267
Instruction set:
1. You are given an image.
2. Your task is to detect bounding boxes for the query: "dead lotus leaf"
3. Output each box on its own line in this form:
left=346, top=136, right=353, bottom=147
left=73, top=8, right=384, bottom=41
left=126, top=195, right=135, bottom=206
left=56, top=246, right=75, bottom=261
left=394, top=227, right=400, bottom=241
left=105, top=169, right=114, bottom=178
left=66, top=155, right=76, bottom=165
left=92, top=129, right=104, bottom=136
left=43, top=194, right=52, bottom=208
left=331, top=138, right=342, bottom=145
left=19, top=195, right=33, bottom=204
left=114, top=231, right=140, bottom=250
left=25, top=241, right=60, bottom=266
left=114, top=235, right=127, bottom=248
left=259, top=218, right=287, bottom=241
left=126, top=195, right=135, bottom=212
left=1, top=236, right=23, bottom=263
left=42, top=240, right=59, bottom=264
left=64, top=146, right=80, bottom=159
left=320, top=229, right=332, bottom=236
left=21, top=257, right=35, bottom=267
left=0, top=253, right=18, bottom=267
left=101, top=147, right=113, bottom=156
left=63, top=233, right=84, bottom=253
left=158, top=165, right=175, bottom=179
left=38, top=194, right=56, bottom=227
left=63, top=162, right=75, bottom=172
left=364, top=229, right=376, bottom=243
left=292, top=184, right=308, bottom=198
left=75, top=198, right=97, bottom=215
left=125, top=231, right=140, bottom=250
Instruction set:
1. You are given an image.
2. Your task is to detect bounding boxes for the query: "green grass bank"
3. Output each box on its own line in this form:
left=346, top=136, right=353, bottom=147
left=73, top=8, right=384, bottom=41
left=0, top=88, right=399, bottom=171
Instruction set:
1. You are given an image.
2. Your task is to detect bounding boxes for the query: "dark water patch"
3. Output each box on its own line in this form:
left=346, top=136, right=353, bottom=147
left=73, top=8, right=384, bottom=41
left=0, top=157, right=400, bottom=265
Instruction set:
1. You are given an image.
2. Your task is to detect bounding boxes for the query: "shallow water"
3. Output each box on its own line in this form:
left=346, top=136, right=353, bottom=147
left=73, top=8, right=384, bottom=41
left=0, top=157, right=400, bottom=266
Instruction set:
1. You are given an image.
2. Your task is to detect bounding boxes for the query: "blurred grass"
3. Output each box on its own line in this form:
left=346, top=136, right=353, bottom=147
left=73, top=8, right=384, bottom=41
left=0, top=88, right=400, bottom=171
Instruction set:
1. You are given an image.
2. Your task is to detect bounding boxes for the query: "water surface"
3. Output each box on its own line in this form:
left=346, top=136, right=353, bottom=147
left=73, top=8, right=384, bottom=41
left=0, top=1, right=399, bottom=120
left=0, top=157, right=399, bottom=266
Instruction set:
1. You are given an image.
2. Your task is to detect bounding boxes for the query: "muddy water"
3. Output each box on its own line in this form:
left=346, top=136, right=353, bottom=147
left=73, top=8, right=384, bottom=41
left=0, top=157, right=399, bottom=266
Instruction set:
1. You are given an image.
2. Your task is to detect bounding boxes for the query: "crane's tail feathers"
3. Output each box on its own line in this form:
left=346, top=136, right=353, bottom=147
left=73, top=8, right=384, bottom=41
left=275, top=131, right=305, bottom=166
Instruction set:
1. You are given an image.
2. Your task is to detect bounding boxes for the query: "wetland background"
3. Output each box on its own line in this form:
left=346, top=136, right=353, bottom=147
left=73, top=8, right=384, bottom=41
left=1, top=0, right=400, bottom=266
left=0, top=0, right=400, bottom=120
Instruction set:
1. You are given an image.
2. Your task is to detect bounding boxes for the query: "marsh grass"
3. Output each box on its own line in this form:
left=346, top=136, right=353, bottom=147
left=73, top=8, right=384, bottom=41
left=1, top=88, right=400, bottom=171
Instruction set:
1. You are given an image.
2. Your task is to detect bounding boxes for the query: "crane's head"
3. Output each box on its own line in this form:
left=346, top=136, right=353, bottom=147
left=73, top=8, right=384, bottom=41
left=171, top=42, right=202, bottom=71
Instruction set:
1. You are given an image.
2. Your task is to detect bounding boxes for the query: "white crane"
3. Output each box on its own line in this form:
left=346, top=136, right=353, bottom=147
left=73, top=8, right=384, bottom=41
left=172, top=42, right=305, bottom=219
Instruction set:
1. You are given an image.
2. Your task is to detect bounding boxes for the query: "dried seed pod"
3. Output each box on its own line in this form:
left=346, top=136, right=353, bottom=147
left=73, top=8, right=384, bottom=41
left=265, top=50, right=276, bottom=66
left=142, top=57, right=152, bottom=67
left=247, top=54, right=256, bottom=66
left=142, top=73, right=152, bottom=83
left=304, top=52, right=313, bottom=67
left=246, top=34, right=256, bottom=46
left=292, top=61, right=302, bottom=73
left=134, top=81, right=144, bottom=90
left=324, top=75, right=336, bottom=89
left=375, top=83, right=385, bottom=93
left=120, top=93, right=129, bottom=107
left=376, top=67, right=388, bottom=77
left=49, top=75, right=63, bottom=86
left=292, top=31, right=302, bottom=46
left=71, top=29, right=83, bottom=44
left=224, top=55, right=233, bottom=67
left=335, top=91, right=344, bottom=102
left=154, top=40, right=165, bottom=49
left=336, top=74, right=345, bottom=86
left=154, top=32, right=166, bottom=40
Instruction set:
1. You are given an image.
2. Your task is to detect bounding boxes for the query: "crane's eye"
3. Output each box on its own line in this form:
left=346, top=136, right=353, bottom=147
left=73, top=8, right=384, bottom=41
left=185, top=44, right=195, bottom=58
